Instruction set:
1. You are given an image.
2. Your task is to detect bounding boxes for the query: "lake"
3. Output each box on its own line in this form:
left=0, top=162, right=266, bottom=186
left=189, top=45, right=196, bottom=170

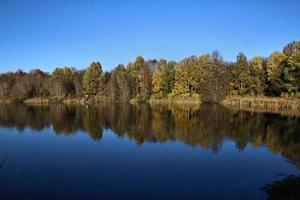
left=0, top=103, right=299, bottom=199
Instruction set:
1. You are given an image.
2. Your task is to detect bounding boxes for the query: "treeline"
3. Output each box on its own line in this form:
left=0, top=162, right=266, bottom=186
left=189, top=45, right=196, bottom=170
left=0, top=40, right=299, bottom=103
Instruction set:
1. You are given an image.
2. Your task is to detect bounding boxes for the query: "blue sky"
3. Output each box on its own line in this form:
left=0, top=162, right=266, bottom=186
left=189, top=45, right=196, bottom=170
left=0, top=0, right=299, bottom=73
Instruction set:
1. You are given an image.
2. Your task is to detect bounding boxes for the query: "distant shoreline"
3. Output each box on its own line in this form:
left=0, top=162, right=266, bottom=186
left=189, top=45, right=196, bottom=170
left=1, top=96, right=300, bottom=115
left=221, top=96, right=300, bottom=115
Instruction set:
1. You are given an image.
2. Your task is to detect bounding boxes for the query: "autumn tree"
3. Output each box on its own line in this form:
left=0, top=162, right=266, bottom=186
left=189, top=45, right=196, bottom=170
left=83, top=61, right=104, bottom=96
left=151, top=59, right=175, bottom=99
left=171, top=55, right=207, bottom=99
left=109, top=64, right=131, bottom=101
left=29, top=69, right=50, bottom=97
left=0, top=72, right=16, bottom=99
left=138, top=59, right=152, bottom=101
left=250, top=56, right=267, bottom=95
left=200, top=51, right=228, bottom=102
left=228, top=52, right=252, bottom=95
left=72, top=70, right=84, bottom=97
left=283, top=41, right=300, bottom=96
left=266, top=52, right=287, bottom=96
left=10, top=71, right=32, bottom=101
left=47, top=67, right=77, bottom=97
left=128, top=56, right=152, bottom=101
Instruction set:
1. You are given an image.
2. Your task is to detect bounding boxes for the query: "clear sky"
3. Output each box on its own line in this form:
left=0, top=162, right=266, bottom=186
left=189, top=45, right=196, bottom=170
left=0, top=0, right=299, bottom=73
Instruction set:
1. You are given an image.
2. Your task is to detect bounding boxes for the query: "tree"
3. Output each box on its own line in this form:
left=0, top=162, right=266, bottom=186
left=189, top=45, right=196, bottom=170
left=138, top=59, right=152, bottom=101
left=151, top=61, right=164, bottom=99
left=250, top=56, right=267, bottom=95
left=10, top=73, right=32, bottom=101
left=0, top=73, right=15, bottom=99
left=228, top=52, right=252, bottom=95
left=109, top=65, right=131, bottom=101
left=128, top=56, right=152, bottom=101
left=49, top=67, right=76, bottom=97
left=266, top=52, right=287, bottom=95
left=151, top=59, right=175, bottom=99
left=46, top=78, right=65, bottom=97
left=284, top=41, right=300, bottom=96
left=83, top=62, right=104, bottom=96
left=171, top=55, right=207, bottom=99
left=29, top=69, right=50, bottom=97
left=200, top=51, right=228, bottom=102
left=283, top=40, right=300, bottom=56
left=73, top=70, right=84, bottom=97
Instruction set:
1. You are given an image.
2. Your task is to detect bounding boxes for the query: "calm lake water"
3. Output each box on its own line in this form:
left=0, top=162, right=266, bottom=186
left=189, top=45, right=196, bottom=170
left=0, top=103, right=299, bottom=199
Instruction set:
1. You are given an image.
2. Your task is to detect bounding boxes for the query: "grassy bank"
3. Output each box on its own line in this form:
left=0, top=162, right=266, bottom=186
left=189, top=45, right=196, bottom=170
left=62, top=98, right=85, bottom=105
left=22, top=97, right=86, bottom=105
left=148, top=98, right=201, bottom=105
left=23, top=98, right=50, bottom=104
left=2, top=96, right=300, bottom=115
left=222, top=96, right=300, bottom=114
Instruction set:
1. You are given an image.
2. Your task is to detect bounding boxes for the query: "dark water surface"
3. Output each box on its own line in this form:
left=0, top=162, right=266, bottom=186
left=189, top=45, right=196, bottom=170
left=0, top=103, right=299, bottom=199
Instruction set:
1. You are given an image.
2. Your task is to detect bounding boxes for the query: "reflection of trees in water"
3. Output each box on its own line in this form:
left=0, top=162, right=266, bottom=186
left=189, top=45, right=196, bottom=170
left=262, top=174, right=300, bottom=199
left=0, top=103, right=299, bottom=166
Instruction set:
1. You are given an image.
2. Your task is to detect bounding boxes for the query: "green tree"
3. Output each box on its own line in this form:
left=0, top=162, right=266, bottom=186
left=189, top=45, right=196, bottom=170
left=151, top=61, right=164, bottom=99
left=250, top=56, right=267, bottom=95
left=283, top=40, right=300, bottom=56
left=49, top=67, right=76, bottom=97
left=200, top=51, right=228, bottom=102
left=284, top=41, right=300, bottom=96
left=138, top=60, right=152, bottom=101
left=110, top=64, right=131, bottom=101
left=266, top=52, right=287, bottom=95
left=83, top=61, right=104, bottom=96
left=128, top=56, right=152, bottom=101
left=228, top=52, right=252, bottom=95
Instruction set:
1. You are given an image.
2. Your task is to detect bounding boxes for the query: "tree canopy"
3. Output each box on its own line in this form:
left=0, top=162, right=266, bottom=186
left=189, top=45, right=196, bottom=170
left=0, top=40, right=299, bottom=103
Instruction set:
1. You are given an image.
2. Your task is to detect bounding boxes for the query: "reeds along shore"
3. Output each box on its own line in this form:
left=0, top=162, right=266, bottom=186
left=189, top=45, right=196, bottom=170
left=222, top=96, right=300, bottom=113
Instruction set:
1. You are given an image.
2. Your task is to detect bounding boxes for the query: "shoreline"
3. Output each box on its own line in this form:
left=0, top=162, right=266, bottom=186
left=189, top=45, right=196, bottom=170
left=221, top=96, right=300, bottom=115
left=1, top=96, right=300, bottom=114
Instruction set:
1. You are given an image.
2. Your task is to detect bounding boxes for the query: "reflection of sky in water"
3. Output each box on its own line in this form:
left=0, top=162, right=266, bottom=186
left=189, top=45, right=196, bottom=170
left=0, top=125, right=299, bottom=199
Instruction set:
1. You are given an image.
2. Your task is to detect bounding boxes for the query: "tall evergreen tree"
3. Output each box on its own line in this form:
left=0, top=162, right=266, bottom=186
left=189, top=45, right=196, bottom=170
left=83, top=61, right=104, bottom=96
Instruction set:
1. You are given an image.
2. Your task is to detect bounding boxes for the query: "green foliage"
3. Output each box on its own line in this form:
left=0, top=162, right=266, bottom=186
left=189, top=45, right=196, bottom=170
left=284, top=41, right=300, bottom=95
left=52, top=67, right=74, bottom=78
left=250, top=56, right=266, bottom=95
left=266, top=52, right=287, bottom=95
left=110, top=64, right=131, bottom=101
left=228, top=53, right=252, bottom=95
left=83, top=62, right=104, bottom=96
left=200, top=51, right=228, bottom=102
left=49, top=67, right=77, bottom=97
left=128, top=56, right=152, bottom=101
